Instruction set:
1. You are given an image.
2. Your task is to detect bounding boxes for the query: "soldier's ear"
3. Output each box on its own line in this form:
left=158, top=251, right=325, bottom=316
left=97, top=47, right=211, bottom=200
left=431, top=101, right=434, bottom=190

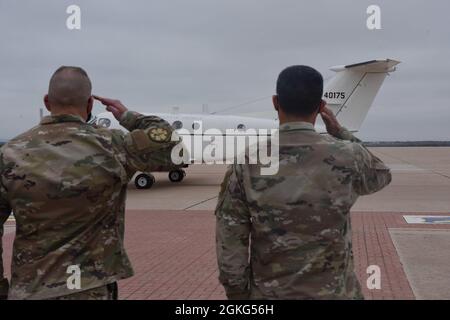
left=87, top=96, right=94, bottom=114
left=272, top=95, right=279, bottom=112
left=319, top=99, right=326, bottom=113
left=43, top=95, right=51, bottom=112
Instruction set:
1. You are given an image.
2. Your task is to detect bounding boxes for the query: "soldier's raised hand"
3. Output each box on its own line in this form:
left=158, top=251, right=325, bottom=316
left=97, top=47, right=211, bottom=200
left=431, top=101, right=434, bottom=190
left=93, top=95, right=129, bottom=121
left=320, top=102, right=342, bottom=137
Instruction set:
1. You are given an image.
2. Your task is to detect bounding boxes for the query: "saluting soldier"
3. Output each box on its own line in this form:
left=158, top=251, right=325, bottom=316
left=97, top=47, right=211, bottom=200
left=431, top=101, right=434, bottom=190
left=215, top=65, right=392, bottom=300
left=0, top=66, right=178, bottom=300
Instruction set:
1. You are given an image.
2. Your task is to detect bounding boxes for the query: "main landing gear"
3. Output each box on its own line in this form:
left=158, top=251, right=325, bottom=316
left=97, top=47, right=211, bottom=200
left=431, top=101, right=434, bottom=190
left=168, top=169, right=186, bottom=183
left=134, top=169, right=186, bottom=189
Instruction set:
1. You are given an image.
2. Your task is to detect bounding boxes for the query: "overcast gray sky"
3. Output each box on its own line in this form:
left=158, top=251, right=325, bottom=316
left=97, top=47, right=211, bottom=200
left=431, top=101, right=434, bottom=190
left=0, top=0, right=449, bottom=141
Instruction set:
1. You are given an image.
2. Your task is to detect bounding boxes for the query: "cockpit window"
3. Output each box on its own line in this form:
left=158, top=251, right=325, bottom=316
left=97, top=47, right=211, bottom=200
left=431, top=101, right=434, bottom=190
left=172, top=120, right=183, bottom=129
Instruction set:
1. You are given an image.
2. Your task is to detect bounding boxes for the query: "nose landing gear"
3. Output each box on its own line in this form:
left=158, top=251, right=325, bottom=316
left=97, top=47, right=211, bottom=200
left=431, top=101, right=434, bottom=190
left=134, top=173, right=155, bottom=189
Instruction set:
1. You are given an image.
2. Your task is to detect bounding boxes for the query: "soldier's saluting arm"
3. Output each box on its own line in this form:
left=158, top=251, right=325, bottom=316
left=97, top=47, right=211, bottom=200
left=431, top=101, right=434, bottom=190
left=215, top=164, right=251, bottom=300
left=350, top=143, right=392, bottom=195
left=320, top=105, right=392, bottom=195
left=0, top=152, right=11, bottom=300
left=94, top=96, right=179, bottom=177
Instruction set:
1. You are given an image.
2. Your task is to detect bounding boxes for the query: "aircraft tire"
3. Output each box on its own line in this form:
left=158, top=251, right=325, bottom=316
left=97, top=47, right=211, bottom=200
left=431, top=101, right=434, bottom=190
left=169, top=169, right=185, bottom=183
left=135, top=173, right=155, bottom=189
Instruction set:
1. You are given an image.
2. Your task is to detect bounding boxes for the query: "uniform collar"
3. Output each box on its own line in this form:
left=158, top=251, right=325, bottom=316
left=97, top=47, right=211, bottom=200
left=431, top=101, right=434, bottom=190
left=40, top=114, right=86, bottom=125
left=279, top=121, right=316, bottom=132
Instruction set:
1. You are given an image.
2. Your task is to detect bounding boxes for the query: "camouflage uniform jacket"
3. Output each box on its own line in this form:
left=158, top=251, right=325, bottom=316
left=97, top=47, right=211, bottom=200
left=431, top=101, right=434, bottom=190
left=0, top=111, right=177, bottom=300
left=215, top=121, right=392, bottom=300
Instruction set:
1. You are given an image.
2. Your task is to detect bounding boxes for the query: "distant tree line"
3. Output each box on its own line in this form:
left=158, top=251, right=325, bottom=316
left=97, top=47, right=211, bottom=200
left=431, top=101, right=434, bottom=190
left=364, top=141, right=450, bottom=147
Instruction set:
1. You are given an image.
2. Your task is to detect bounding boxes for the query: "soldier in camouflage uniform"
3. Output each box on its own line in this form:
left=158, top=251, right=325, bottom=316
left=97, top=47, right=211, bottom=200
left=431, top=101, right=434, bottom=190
left=0, top=66, right=177, bottom=300
left=215, top=66, right=392, bottom=300
left=0, top=225, right=8, bottom=299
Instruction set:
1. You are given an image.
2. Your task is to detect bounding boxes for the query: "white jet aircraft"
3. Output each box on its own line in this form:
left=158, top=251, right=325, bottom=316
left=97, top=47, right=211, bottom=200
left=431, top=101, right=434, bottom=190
left=93, top=59, right=400, bottom=189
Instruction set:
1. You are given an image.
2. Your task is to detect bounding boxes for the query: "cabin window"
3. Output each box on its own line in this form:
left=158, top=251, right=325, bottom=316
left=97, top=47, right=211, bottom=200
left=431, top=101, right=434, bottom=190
left=98, top=118, right=111, bottom=128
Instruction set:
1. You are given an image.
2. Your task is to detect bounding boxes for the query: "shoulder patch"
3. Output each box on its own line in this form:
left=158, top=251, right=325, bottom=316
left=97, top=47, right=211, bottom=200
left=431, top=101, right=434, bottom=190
left=149, top=128, right=170, bottom=143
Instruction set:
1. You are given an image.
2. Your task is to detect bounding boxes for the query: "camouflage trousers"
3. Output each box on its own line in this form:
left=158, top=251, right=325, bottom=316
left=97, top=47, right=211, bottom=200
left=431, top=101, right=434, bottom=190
left=48, top=282, right=118, bottom=300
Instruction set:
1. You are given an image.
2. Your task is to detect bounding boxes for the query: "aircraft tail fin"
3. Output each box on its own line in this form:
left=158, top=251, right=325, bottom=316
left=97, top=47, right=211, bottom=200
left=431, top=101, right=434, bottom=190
left=323, top=59, right=400, bottom=131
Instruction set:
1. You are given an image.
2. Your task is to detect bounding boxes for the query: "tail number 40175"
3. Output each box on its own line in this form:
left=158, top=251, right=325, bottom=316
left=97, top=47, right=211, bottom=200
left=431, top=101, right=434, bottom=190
left=324, top=92, right=346, bottom=100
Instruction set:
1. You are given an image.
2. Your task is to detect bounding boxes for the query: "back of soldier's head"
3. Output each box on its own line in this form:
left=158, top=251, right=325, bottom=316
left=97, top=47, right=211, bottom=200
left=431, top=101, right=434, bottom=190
left=48, top=66, right=92, bottom=108
left=276, top=65, right=323, bottom=116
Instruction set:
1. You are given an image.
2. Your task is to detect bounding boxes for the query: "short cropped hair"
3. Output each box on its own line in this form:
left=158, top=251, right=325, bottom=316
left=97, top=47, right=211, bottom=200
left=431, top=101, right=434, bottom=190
left=48, top=66, right=92, bottom=107
left=276, top=65, right=324, bottom=116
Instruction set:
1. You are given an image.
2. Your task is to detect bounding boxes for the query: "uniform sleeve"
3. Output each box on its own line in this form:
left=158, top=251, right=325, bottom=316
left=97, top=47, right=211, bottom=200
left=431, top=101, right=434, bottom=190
left=352, top=143, right=392, bottom=196
left=333, top=127, right=392, bottom=195
left=113, top=111, right=180, bottom=177
left=0, top=166, right=11, bottom=299
left=215, top=165, right=251, bottom=300
left=334, top=127, right=362, bottom=143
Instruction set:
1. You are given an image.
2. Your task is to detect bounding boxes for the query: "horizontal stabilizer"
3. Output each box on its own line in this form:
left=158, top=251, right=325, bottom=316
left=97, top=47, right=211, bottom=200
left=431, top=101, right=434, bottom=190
left=330, top=59, right=400, bottom=73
